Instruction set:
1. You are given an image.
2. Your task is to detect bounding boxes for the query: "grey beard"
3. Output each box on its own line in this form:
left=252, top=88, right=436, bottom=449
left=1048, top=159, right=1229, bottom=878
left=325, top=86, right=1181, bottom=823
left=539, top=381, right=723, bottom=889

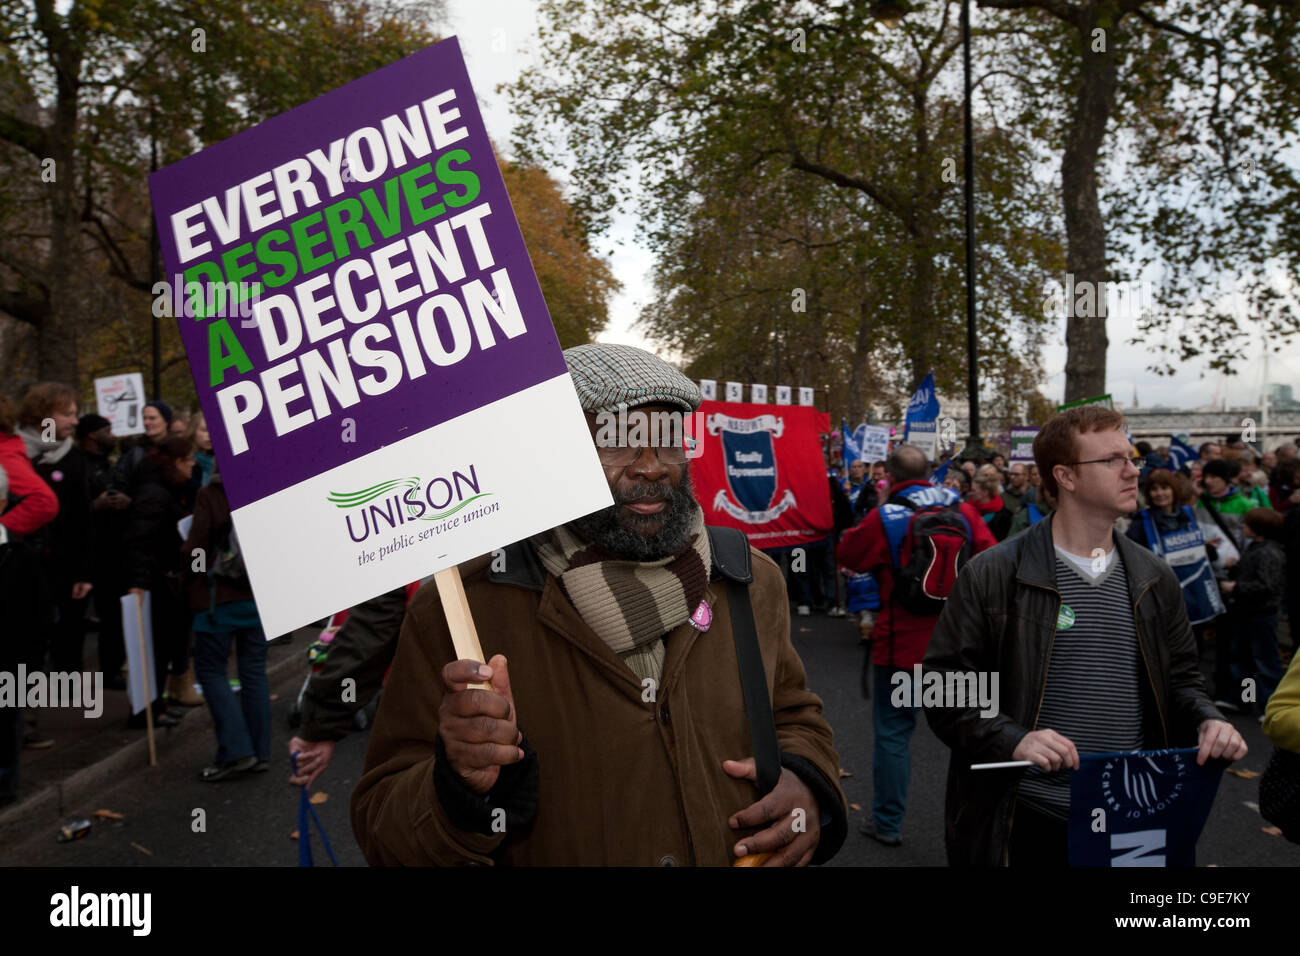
left=569, top=470, right=699, bottom=561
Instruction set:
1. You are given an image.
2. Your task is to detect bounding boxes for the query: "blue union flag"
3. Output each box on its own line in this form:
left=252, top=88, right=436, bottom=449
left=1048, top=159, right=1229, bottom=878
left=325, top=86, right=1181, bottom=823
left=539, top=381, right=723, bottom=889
left=722, top=427, right=778, bottom=513
left=1068, top=748, right=1224, bottom=867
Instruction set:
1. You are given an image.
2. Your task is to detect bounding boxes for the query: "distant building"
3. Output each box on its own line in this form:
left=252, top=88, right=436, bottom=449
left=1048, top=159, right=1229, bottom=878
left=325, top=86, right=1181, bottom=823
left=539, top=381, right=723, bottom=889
left=1268, top=383, right=1299, bottom=411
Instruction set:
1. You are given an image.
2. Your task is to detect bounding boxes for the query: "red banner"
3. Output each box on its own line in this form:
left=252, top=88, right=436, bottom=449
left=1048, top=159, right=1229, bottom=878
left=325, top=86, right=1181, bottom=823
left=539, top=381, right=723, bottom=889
left=689, top=401, right=832, bottom=550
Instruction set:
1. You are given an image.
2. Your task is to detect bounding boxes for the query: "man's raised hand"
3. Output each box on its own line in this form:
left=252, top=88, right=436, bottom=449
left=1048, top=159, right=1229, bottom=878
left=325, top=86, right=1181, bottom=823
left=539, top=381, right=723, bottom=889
left=438, top=654, right=523, bottom=795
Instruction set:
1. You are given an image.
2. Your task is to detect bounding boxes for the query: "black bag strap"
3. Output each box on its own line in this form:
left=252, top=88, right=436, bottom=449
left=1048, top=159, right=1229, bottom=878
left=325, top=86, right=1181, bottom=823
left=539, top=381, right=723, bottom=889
left=1199, top=493, right=1243, bottom=552
left=706, top=526, right=780, bottom=797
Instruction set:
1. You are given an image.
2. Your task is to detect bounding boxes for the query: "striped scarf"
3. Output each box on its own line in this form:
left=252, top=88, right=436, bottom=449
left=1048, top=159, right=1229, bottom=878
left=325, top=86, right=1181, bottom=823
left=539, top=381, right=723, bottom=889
left=531, top=508, right=711, bottom=679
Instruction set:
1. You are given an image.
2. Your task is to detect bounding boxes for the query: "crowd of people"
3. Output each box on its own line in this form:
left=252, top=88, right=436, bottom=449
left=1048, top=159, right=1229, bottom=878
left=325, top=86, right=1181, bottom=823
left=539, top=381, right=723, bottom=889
left=2, top=361, right=1296, bottom=866
left=0, top=384, right=270, bottom=805
left=816, top=433, right=1299, bottom=720
left=773, top=420, right=1299, bottom=856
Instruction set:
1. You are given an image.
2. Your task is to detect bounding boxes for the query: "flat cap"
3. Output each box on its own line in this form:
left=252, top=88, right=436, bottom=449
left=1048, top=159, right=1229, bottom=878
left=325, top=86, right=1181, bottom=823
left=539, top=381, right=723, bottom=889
left=563, top=343, right=701, bottom=414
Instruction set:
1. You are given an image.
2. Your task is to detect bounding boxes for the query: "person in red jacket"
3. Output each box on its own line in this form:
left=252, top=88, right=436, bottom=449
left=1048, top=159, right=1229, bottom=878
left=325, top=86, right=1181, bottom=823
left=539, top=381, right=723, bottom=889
left=0, top=396, right=58, bottom=538
left=837, top=444, right=996, bottom=846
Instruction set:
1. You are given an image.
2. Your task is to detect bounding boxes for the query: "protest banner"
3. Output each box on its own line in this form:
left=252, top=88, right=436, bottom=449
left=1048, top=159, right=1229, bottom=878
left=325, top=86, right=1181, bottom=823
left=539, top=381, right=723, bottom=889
left=1068, top=748, right=1224, bottom=867
left=93, top=373, right=146, bottom=437
left=860, top=425, right=891, bottom=463
left=692, top=400, right=832, bottom=550
left=1009, top=426, right=1039, bottom=462
left=906, top=420, right=938, bottom=461
left=148, top=38, right=611, bottom=639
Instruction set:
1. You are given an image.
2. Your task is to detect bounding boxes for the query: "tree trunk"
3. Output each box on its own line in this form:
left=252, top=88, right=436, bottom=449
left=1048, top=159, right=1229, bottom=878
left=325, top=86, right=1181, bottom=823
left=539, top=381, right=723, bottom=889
left=847, top=292, right=874, bottom=423
left=34, top=5, right=83, bottom=386
left=1060, top=3, right=1119, bottom=403
left=907, top=237, right=936, bottom=391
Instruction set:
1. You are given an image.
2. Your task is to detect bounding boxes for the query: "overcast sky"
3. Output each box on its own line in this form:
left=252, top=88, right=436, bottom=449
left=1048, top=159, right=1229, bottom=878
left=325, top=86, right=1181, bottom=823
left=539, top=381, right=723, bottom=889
left=444, top=0, right=1298, bottom=410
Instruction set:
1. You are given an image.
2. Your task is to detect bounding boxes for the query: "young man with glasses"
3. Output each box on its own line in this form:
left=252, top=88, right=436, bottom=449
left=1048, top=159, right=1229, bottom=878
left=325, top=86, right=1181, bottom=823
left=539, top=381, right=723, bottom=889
left=353, top=343, right=846, bottom=866
left=923, top=405, right=1246, bottom=866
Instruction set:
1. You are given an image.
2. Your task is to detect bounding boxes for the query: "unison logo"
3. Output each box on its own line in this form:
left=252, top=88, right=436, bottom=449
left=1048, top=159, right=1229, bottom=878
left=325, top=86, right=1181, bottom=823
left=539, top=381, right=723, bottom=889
left=329, top=464, right=496, bottom=543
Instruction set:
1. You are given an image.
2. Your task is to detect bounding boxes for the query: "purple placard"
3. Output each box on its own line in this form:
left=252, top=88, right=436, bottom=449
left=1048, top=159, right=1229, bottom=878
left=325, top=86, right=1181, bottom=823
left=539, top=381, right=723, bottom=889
left=1010, top=426, right=1039, bottom=462
left=149, top=38, right=565, bottom=511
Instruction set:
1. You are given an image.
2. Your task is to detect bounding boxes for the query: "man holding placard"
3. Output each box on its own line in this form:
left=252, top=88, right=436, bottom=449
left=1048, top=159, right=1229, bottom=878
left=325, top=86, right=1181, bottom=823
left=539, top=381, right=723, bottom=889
left=351, top=345, right=847, bottom=866
left=923, top=405, right=1247, bottom=866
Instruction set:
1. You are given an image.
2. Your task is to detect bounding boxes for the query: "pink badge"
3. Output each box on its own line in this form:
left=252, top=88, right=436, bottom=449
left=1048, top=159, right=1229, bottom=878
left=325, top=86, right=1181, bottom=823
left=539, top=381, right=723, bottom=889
left=688, top=599, right=712, bottom=632
left=51, top=470, right=64, bottom=482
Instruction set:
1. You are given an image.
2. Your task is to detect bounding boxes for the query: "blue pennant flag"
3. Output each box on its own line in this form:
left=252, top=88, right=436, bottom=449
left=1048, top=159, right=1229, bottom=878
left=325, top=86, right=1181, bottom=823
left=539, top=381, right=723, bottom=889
left=1167, top=436, right=1197, bottom=472
left=929, top=458, right=951, bottom=488
left=842, top=419, right=868, bottom=464
left=906, top=371, right=940, bottom=425
left=1067, top=748, right=1224, bottom=867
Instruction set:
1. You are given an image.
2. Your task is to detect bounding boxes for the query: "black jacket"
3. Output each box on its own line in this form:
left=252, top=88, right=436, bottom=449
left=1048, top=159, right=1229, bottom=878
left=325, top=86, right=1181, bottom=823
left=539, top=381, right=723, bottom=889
left=26, top=440, right=93, bottom=582
left=922, top=512, right=1223, bottom=867
left=122, top=466, right=189, bottom=591
left=300, top=585, right=406, bottom=742
left=1231, top=538, right=1284, bottom=616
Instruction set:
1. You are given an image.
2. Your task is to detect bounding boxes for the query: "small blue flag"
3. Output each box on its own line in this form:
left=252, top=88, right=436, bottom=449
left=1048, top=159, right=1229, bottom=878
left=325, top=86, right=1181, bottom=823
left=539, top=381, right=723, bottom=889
left=1167, top=436, right=1197, bottom=472
left=1067, top=748, right=1223, bottom=867
left=842, top=419, right=868, bottom=464
left=906, top=371, right=940, bottom=424
left=929, top=458, right=951, bottom=488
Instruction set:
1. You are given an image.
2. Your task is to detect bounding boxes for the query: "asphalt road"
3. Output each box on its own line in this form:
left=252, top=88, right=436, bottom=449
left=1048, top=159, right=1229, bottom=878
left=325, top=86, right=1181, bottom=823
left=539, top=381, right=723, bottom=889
left=0, top=611, right=1293, bottom=867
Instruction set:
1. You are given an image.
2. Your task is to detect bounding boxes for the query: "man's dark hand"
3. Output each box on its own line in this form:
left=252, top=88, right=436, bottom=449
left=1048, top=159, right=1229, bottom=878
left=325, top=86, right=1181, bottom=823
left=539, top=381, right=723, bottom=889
left=723, top=757, right=820, bottom=867
left=438, top=654, right=523, bottom=796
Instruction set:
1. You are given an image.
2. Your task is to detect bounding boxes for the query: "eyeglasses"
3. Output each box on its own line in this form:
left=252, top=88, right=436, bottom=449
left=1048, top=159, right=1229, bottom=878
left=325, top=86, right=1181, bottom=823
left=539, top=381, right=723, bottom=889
left=1066, top=455, right=1141, bottom=471
left=596, top=436, right=698, bottom=467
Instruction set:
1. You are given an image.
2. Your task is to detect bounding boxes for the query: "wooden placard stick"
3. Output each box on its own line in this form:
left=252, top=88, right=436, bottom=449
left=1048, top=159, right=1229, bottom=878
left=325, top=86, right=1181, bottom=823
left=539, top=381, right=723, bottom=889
left=135, top=591, right=157, bottom=767
left=434, top=567, right=489, bottom=690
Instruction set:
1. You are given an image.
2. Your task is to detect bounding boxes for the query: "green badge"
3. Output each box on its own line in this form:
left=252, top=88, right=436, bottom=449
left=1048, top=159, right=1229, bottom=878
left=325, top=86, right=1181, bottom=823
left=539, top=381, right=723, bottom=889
left=1057, top=605, right=1075, bottom=630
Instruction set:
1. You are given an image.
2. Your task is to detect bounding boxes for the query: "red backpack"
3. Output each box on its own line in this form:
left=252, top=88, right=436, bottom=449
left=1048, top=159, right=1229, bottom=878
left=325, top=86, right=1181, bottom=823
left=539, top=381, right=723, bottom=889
left=881, top=494, right=973, bottom=616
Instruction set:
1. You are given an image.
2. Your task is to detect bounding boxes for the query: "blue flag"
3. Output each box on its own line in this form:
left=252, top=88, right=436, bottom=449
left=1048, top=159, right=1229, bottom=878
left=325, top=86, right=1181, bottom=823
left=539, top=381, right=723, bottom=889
left=929, top=458, right=951, bottom=488
left=906, top=371, right=940, bottom=424
left=1068, top=748, right=1224, bottom=867
left=841, top=419, right=868, bottom=464
left=1168, top=436, right=1197, bottom=472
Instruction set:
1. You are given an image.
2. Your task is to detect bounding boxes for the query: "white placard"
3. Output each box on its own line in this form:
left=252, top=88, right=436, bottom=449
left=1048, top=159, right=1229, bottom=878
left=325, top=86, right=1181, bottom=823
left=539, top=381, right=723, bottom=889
left=94, top=373, right=146, bottom=437
left=750, top=383, right=768, bottom=403
left=725, top=381, right=744, bottom=403
left=775, top=385, right=791, bottom=405
left=907, top=420, right=938, bottom=461
left=798, top=387, right=815, bottom=406
left=860, top=425, right=891, bottom=463
left=699, top=379, right=717, bottom=401
left=234, top=376, right=613, bottom=638
left=120, top=592, right=157, bottom=715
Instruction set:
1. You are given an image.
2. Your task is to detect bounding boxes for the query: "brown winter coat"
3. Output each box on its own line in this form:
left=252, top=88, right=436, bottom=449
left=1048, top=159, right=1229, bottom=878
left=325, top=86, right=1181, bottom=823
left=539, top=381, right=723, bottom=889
left=350, top=539, right=845, bottom=866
